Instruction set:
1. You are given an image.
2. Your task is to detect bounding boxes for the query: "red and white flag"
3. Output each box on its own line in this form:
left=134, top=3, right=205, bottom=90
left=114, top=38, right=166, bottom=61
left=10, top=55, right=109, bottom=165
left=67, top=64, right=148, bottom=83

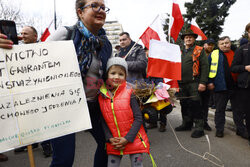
left=40, top=28, right=50, bottom=42
left=139, top=14, right=167, bottom=49
left=147, top=39, right=181, bottom=80
left=190, top=19, right=207, bottom=40
left=40, top=20, right=54, bottom=42
left=170, top=0, right=184, bottom=42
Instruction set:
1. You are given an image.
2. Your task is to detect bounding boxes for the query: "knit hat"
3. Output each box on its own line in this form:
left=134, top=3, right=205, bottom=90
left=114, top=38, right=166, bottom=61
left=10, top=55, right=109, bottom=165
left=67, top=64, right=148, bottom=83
left=106, top=57, right=128, bottom=75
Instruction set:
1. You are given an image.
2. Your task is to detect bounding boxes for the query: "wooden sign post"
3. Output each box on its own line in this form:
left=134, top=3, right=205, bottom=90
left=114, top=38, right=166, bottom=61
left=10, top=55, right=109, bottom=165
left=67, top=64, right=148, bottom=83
left=27, top=145, right=35, bottom=167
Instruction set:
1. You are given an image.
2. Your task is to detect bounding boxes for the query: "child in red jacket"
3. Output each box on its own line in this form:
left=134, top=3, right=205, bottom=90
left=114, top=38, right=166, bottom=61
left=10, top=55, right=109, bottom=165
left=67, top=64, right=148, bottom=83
left=98, top=57, right=150, bottom=167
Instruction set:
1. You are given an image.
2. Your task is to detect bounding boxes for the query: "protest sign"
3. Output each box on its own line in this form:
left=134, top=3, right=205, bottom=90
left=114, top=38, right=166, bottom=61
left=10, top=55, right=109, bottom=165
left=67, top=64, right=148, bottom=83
left=0, top=41, right=91, bottom=153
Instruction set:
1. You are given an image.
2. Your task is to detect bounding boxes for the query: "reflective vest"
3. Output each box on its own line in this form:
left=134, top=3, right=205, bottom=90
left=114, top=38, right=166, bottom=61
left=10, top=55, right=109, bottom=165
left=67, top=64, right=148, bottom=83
left=209, top=49, right=219, bottom=78
left=192, top=46, right=203, bottom=77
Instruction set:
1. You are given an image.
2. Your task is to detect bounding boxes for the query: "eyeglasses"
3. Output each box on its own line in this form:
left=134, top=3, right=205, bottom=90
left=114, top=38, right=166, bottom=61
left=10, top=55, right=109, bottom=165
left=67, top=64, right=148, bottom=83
left=81, top=3, right=110, bottom=13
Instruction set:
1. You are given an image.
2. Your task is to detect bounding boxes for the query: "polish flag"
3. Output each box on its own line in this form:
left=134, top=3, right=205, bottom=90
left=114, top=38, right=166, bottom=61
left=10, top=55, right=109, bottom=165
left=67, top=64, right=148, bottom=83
left=170, top=0, right=184, bottom=42
left=40, top=20, right=54, bottom=42
left=40, top=28, right=50, bottom=42
left=147, top=39, right=181, bottom=80
left=163, top=79, right=179, bottom=88
left=190, top=19, right=207, bottom=40
left=139, top=14, right=167, bottom=49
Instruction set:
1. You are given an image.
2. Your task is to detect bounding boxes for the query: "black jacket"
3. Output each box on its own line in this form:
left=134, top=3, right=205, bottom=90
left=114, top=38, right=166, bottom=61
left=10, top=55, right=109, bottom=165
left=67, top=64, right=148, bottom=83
left=231, top=42, right=250, bottom=88
left=115, top=41, right=147, bottom=82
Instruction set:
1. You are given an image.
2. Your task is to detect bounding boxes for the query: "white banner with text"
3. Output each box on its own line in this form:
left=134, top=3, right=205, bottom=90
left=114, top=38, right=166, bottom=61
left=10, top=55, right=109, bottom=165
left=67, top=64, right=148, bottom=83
left=0, top=41, right=91, bottom=153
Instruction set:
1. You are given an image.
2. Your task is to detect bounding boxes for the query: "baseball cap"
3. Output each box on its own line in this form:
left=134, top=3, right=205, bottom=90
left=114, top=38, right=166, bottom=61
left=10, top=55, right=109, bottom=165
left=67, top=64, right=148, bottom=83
left=205, top=38, right=215, bottom=44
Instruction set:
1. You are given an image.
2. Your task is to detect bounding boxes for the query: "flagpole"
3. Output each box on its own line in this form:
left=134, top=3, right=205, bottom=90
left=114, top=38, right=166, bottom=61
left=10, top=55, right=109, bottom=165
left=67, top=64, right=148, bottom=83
left=48, top=19, right=54, bottom=29
left=149, top=14, right=159, bottom=27
left=168, top=0, right=173, bottom=43
left=124, top=14, right=160, bottom=59
left=123, top=39, right=140, bottom=59
left=54, top=0, right=57, bottom=30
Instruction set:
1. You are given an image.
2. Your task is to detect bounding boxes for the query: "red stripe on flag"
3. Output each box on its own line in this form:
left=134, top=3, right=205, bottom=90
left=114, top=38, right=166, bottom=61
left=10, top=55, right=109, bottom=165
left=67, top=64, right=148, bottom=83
left=190, top=24, right=207, bottom=40
left=147, top=57, right=181, bottom=80
left=40, top=28, right=50, bottom=42
left=139, top=27, right=160, bottom=49
left=166, top=80, right=179, bottom=88
left=170, top=2, right=184, bottom=42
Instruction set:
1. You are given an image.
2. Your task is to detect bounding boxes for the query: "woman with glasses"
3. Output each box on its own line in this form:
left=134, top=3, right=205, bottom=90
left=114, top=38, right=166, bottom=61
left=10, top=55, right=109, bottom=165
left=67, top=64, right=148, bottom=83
left=0, top=0, right=111, bottom=166
left=47, top=0, right=112, bottom=166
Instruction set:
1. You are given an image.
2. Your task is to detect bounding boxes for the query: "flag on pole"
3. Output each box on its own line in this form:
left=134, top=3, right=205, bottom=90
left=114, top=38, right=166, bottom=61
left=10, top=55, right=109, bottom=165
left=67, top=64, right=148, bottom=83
left=139, top=14, right=167, bottom=49
left=190, top=19, right=207, bottom=40
left=170, top=0, right=184, bottom=42
left=40, top=28, right=50, bottom=42
left=40, top=20, right=54, bottom=42
left=147, top=39, right=181, bottom=80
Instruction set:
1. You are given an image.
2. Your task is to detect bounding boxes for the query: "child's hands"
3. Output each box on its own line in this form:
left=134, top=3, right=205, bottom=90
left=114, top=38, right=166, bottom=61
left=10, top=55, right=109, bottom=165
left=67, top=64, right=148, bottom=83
left=109, top=137, right=120, bottom=145
left=111, top=137, right=128, bottom=150
left=116, top=137, right=128, bottom=146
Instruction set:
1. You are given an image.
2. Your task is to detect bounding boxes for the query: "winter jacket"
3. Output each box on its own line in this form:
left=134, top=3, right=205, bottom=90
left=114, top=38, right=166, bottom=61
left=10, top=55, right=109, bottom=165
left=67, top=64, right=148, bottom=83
left=208, top=49, right=235, bottom=92
left=231, top=42, right=250, bottom=88
left=98, top=82, right=150, bottom=155
left=115, top=42, right=147, bottom=82
left=179, top=45, right=209, bottom=84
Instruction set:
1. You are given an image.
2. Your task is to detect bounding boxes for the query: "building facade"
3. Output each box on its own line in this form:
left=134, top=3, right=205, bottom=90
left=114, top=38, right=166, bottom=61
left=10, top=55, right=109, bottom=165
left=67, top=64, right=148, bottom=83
left=103, top=20, right=123, bottom=54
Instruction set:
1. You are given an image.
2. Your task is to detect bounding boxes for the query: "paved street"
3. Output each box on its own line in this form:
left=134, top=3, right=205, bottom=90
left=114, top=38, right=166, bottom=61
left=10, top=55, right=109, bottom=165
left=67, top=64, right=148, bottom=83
left=1, top=104, right=250, bottom=167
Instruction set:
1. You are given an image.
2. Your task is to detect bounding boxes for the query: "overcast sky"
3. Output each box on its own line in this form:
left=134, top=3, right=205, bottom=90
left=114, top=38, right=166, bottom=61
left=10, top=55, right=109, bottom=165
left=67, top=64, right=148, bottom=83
left=16, top=0, right=250, bottom=41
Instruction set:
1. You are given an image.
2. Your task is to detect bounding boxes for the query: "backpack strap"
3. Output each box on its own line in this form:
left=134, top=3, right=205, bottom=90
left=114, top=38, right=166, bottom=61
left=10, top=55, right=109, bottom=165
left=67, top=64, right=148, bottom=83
left=64, top=24, right=77, bottom=40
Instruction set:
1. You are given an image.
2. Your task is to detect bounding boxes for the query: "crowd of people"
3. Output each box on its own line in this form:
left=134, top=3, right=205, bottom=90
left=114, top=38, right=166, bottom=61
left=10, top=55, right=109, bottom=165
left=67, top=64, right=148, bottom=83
left=0, top=0, right=250, bottom=166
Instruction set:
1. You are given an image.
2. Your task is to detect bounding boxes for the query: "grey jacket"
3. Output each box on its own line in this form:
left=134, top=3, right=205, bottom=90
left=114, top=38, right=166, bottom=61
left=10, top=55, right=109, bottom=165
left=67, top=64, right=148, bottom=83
left=115, top=43, right=147, bottom=83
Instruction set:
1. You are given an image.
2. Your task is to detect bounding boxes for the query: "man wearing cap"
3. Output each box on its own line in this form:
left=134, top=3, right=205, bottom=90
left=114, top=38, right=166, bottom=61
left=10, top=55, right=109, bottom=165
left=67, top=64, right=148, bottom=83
left=204, top=38, right=216, bottom=56
left=175, top=29, right=209, bottom=138
left=231, top=23, right=250, bottom=144
left=200, top=38, right=216, bottom=131
left=207, top=36, right=247, bottom=138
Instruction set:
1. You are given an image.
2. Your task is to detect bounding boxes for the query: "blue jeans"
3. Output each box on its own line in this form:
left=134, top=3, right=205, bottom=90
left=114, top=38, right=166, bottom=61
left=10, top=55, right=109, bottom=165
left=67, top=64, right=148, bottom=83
left=50, top=100, right=107, bottom=167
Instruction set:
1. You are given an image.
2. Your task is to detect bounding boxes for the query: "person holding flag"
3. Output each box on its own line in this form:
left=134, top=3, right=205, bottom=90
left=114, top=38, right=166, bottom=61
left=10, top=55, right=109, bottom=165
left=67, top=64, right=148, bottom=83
left=115, top=32, right=147, bottom=84
left=175, top=29, right=209, bottom=138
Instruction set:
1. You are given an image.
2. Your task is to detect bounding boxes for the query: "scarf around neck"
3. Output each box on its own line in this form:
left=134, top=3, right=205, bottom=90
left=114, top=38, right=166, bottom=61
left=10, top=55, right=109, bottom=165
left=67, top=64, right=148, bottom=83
left=76, top=20, right=107, bottom=78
